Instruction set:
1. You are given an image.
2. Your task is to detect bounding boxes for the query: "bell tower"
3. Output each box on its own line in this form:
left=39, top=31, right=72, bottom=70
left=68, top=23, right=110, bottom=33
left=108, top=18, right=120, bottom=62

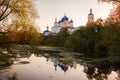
left=88, top=9, right=94, bottom=23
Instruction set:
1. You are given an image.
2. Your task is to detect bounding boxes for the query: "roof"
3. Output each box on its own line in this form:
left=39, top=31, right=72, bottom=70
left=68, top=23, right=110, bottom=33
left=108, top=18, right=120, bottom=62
left=89, top=8, right=94, bottom=15
left=58, top=15, right=69, bottom=23
left=61, top=15, right=68, bottom=21
left=88, top=13, right=94, bottom=15
left=43, top=30, right=51, bottom=33
left=69, top=20, right=73, bottom=23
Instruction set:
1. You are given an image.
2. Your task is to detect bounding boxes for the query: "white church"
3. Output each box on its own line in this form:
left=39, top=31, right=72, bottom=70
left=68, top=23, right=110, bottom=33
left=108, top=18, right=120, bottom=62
left=43, top=9, right=94, bottom=36
left=52, top=15, right=74, bottom=33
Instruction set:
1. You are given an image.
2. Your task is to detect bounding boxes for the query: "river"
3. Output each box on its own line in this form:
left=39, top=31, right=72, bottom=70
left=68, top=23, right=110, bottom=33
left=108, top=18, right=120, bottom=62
left=0, top=46, right=120, bottom=80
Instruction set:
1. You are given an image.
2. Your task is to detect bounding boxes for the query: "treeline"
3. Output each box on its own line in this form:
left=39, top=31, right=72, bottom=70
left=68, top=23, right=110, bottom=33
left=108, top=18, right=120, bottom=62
left=40, top=18, right=120, bottom=57
left=40, top=27, right=70, bottom=47
left=40, top=1, right=120, bottom=57
left=0, top=24, right=40, bottom=46
left=66, top=21, right=120, bottom=57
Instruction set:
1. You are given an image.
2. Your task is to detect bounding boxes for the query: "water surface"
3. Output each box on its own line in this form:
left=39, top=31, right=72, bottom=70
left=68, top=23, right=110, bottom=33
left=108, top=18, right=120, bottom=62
left=0, top=52, right=119, bottom=80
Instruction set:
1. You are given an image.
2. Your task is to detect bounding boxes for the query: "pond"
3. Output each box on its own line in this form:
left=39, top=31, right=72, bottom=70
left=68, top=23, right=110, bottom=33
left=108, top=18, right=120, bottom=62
left=0, top=47, right=120, bottom=80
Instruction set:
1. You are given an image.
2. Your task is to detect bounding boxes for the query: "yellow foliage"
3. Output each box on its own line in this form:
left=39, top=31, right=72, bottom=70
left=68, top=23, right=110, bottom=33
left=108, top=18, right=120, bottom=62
left=8, top=19, right=40, bottom=44
left=0, top=0, right=39, bottom=23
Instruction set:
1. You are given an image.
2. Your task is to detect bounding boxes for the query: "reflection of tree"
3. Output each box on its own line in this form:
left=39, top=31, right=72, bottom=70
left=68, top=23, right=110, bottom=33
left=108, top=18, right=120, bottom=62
left=84, top=64, right=110, bottom=80
left=34, top=49, right=120, bottom=79
left=116, top=70, right=120, bottom=80
left=18, top=51, right=32, bottom=58
left=83, top=59, right=120, bottom=80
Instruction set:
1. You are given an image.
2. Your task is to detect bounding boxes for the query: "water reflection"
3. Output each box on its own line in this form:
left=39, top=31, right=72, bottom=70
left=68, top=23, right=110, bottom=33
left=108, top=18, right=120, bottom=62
left=0, top=51, right=120, bottom=80
left=53, top=58, right=77, bottom=72
left=83, top=66, right=120, bottom=80
left=42, top=52, right=77, bottom=72
left=83, top=60, right=120, bottom=80
left=41, top=52, right=120, bottom=80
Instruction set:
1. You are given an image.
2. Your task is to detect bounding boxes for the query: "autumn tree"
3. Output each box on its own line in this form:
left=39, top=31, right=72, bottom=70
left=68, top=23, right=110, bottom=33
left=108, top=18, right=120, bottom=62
left=8, top=19, right=40, bottom=45
left=98, top=0, right=120, bottom=3
left=0, top=0, right=38, bottom=30
left=0, top=0, right=40, bottom=45
left=98, top=0, right=120, bottom=27
left=0, top=0, right=38, bottom=21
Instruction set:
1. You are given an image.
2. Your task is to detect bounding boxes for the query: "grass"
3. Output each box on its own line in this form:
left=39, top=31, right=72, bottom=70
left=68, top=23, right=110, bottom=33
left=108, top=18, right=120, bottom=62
left=0, top=54, right=10, bottom=62
left=0, top=53, right=12, bottom=67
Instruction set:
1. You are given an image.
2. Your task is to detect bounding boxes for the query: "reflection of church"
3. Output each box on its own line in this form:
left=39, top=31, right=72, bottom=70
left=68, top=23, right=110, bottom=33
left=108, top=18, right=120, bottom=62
left=42, top=53, right=77, bottom=72
left=53, top=58, right=77, bottom=72
left=57, top=60, right=69, bottom=72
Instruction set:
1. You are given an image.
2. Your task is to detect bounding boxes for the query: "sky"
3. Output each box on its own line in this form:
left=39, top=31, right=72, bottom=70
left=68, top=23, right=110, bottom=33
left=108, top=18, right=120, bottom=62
left=35, top=0, right=113, bottom=32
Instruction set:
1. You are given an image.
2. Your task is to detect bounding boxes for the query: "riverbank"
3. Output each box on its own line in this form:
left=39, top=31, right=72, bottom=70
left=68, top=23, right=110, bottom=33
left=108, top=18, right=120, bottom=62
left=0, top=44, right=31, bottom=67
left=0, top=54, right=13, bottom=67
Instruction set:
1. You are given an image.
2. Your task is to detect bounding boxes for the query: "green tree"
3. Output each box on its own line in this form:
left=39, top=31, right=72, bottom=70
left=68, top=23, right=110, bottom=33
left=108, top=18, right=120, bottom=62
left=56, top=27, right=70, bottom=47
left=65, top=18, right=120, bottom=57
left=40, top=27, right=70, bottom=47
left=65, top=27, right=85, bottom=52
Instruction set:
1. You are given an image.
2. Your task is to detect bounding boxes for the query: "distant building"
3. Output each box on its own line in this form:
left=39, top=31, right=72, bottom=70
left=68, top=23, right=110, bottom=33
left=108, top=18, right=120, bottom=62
left=51, top=15, right=76, bottom=34
left=43, top=27, right=51, bottom=36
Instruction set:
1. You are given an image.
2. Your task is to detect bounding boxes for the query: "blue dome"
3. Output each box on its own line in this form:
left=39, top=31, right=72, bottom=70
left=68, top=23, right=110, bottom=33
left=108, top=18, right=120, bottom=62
left=61, top=15, right=69, bottom=22
left=43, top=27, right=50, bottom=33
left=58, top=63, right=68, bottom=72
left=43, top=30, right=50, bottom=33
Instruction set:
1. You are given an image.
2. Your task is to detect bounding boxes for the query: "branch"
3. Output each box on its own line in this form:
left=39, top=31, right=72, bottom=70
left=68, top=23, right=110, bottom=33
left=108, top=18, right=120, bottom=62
left=0, top=10, right=12, bottom=21
left=0, top=0, right=11, bottom=21
left=0, top=5, right=9, bottom=20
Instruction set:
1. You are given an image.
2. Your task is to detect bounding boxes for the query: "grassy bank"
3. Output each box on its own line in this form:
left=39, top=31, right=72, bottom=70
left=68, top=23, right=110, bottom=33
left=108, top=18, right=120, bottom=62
left=0, top=53, right=13, bottom=67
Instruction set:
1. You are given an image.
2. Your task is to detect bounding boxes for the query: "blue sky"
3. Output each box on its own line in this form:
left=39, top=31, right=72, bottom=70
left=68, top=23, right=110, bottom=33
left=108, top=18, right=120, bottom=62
left=35, top=0, right=113, bottom=31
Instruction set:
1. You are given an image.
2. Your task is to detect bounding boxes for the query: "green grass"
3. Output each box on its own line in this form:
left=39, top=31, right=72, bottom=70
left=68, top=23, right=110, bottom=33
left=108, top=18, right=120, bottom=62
left=0, top=53, right=12, bottom=67
left=0, top=54, right=10, bottom=62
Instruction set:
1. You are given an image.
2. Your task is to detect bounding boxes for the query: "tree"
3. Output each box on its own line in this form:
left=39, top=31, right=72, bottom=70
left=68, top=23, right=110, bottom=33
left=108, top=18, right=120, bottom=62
left=65, top=28, right=85, bottom=52
left=8, top=19, right=40, bottom=45
left=0, top=0, right=12, bottom=22
left=108, top=4, right=120, bottom=27
left=0, top=0, right=38, bottom=21
left=0, top=0, right=40, bottom=45
left=0, top=0, right=38, bottom=29
left=99, top=0, right=120, bottom=27
left=56, top=27, right=70, bottom=47
left=98, top=0, right=120, bottom=3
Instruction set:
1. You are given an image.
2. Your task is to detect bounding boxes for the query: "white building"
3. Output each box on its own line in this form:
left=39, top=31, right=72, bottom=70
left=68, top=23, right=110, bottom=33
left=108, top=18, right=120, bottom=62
left=51, top=15, right=76, bottom=34
left=43, top=27, right=51, bottom=36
